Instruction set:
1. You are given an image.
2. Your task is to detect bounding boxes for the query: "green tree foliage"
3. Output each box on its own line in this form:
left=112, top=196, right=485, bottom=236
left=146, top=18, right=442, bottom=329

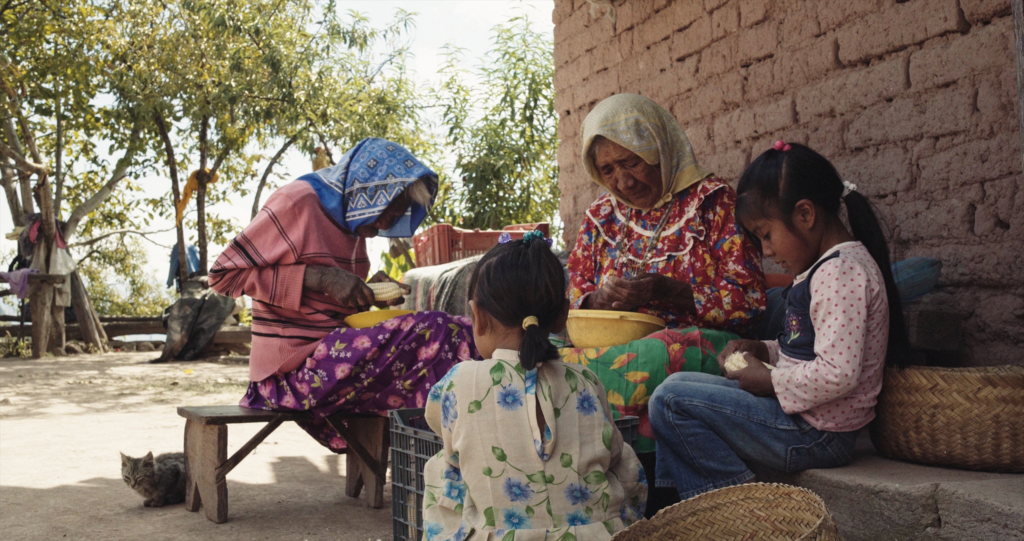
left=76, top=237, right=175, bottom=317
left=429, top=16, right=560, bottom=237
left=1, top=0, right=154, bottom=327
left=3, top=3, right=561, bottom=323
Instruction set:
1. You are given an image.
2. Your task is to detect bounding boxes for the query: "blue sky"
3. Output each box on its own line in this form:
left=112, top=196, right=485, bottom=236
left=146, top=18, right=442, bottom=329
left=0, top=1, right=555, bottom=312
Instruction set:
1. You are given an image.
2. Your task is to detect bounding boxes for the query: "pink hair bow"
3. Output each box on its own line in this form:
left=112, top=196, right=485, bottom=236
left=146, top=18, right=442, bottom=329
left=773, top=140, right=791, bottom=152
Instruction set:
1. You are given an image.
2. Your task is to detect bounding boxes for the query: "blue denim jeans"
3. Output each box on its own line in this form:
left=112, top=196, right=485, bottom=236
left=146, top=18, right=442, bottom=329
left=649, top=372, right=859, bottom=500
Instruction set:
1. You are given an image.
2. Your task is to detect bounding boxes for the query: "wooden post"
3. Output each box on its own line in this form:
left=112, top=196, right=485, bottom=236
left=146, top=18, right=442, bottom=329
left=48, top=297, right=64, bottom=356
left=184, top=419, right=229, bottom=523
left=29, top=282, right=53, bottom=358
left=70, top=271, right=104, bottom=352
left=1014, top=0, right=1024, bottom=171
left=328, top=415, right=390, bottom=509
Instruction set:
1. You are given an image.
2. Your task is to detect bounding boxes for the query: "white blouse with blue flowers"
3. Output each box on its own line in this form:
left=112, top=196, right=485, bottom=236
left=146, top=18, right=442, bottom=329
left=423, top=349, right=647, bottom=541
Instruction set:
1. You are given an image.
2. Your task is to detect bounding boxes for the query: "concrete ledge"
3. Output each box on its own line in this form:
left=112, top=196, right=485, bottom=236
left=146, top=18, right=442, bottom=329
left=752, top=435, right=1024, bottom=541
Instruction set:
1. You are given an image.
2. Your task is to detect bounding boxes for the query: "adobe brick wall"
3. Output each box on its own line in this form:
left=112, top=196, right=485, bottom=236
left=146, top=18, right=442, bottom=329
left=553, top=0, right=1022, bottom=366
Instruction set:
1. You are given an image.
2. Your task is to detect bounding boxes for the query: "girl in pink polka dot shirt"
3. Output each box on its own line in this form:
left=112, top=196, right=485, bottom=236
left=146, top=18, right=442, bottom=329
left=649, top=142, right=910, bottom=500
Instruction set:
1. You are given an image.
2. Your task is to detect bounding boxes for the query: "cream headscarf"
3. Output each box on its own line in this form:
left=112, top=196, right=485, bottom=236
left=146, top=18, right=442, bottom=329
left=581, top=94, right=713, bottom=210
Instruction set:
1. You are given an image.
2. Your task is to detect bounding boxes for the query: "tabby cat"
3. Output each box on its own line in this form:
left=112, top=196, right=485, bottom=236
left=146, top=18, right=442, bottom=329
left=120, top=451, right=187, bottom=507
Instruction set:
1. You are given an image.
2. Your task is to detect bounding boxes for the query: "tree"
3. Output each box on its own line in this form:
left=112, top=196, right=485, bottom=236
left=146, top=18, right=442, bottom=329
left=1, top=0, right=148, bottom=356
left=429, top=15, right=560, bottom=236
left=248, top=9, right=431, bottom=220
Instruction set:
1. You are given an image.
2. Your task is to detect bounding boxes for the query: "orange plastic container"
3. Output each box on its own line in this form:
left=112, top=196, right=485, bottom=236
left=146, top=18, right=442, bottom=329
left=413, top=223, right=550, bottom=267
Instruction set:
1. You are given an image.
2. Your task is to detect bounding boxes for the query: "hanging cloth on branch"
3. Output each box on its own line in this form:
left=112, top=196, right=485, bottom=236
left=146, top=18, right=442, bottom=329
left=176, top=168, right=220, bottom=225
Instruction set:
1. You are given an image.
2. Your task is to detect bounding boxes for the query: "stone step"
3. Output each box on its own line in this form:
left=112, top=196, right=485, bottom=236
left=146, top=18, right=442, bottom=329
left=753, top=434, right=1024, bottom=540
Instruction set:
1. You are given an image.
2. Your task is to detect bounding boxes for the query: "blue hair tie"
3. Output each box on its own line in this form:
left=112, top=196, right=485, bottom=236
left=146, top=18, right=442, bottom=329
left=499, top=230, right=552, bottom=246
left=523, top=230, right=553, bottom=246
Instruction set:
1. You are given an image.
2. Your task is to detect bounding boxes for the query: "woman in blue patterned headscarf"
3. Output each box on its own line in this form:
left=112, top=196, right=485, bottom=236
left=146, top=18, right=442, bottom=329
left=211, top=138, right=479, bottom=458
left=298, top=137, right=438, bottom=239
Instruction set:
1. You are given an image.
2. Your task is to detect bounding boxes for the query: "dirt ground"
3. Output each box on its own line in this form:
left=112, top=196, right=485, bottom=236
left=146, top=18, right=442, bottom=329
left=0, top=352, right=395, bottom=541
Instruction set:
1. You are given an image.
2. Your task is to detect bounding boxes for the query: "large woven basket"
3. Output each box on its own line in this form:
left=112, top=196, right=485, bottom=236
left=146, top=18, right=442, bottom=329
left=611, top=483, right=842, bottom=541
left=870, top=365, right=1024, bottom=472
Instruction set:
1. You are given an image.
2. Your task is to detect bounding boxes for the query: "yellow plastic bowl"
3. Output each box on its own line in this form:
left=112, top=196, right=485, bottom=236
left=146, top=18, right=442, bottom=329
left=344, top=309, right=414, bottom=329
left=566, top=309, right=666, bottom=349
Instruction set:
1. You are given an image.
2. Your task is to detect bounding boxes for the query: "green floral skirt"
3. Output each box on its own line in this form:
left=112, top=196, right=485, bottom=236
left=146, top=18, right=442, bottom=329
left=560, top=326, right=737, bottom=453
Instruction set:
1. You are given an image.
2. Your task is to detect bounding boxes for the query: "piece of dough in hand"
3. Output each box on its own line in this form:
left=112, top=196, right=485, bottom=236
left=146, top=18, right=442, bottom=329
left=724, top=351, right=774, bottom=373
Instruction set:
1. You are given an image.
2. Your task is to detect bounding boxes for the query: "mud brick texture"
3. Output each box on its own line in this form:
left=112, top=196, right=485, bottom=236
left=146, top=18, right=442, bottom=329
left=552, top=0, right=1022, bottom=367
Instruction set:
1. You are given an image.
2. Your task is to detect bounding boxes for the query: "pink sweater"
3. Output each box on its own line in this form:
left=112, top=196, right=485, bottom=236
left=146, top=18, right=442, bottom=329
left=765, top=242, right=889, bottom=433
left=209, top=181, right=370, bottom=381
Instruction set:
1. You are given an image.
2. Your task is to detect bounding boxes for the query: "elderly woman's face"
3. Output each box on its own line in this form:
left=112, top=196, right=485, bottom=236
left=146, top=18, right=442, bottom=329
left=355, top=191, right=410, bottom=238
left=593, top=139, right=662, bottom=208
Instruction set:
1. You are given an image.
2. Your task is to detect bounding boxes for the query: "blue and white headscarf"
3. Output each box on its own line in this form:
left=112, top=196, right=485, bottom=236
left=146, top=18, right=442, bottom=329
left=297, top=137, right=438, bottom=238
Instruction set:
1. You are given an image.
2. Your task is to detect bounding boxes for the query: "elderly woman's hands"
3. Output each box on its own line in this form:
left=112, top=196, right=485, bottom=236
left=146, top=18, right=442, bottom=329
left=304, top=267, right=413, bottom=311
left=304, top=266, right=376, bottom=311
left=367, top=270, right=412, bottom=308
left=584, top=273, right=696, bottom=314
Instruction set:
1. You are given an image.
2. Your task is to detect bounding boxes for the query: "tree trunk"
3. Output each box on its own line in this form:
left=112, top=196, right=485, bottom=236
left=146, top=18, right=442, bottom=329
left=197, top=147, right=229, bottom=276
left=1013, top=0, right=1024, bottom=171
left=54, top=103, right=63, bottom=219
left=155, top=114, right=189, bottom=288
left=3, top=115, right=34, bottom=216
left=48, top=295, right=65, bottom=356
left=29, top=174, right=64, bottom=358
left=1, top=157, right=22, bottom=225
left=29, top=282, right=53, bottom=358
left=197, top=116, right=209, bottom=275
left=70, top=271, right=105, bottom=352
left=252, top=134, right=299, bottom=220
left=197, top=176, right=208, bottom=274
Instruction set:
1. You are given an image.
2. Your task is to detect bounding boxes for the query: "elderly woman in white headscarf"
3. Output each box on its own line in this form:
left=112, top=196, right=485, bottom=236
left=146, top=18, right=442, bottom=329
left=567, top=93, right=765, bottom=332
left=562, top=94, right=765, bottom=455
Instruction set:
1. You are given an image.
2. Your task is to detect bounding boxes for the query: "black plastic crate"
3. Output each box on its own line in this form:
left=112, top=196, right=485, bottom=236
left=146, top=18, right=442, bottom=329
left=390, top=408, right=443, bottom=541
left=390, top=409, right=640, bottom=541
left=616, top=415, right=640, bottom=449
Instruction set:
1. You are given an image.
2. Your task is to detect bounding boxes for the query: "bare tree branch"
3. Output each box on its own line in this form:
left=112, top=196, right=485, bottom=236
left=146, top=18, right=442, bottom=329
left=69, top=227, right=175, bottom=249
left=208, top=144, right=230, bottom=179
left=2, top=99, right=36, bottom=214
left=1, top=156, right=22, bottom=224
left=0, top=138, right=48, bottom=175
left=54, top=99, right=63, bottom=218
left=155, top=113, right=189, bottom=287
left=252, top=133, right=298, bottom=219
left=76, top=247, right=102, bottom=265
left=0, top=71, right=43, bottom=165
left=62, top=119, right=144, bottom=240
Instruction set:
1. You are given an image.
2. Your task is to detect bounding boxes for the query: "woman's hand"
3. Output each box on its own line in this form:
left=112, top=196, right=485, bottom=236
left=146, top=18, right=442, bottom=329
left=716, top=339, right=770, bottom=374
left=367, top=270, right=412, bottom=308
left=724, top=352, right=776, bottom=397
left=304, top=266, right=375, bottom=311
left=583, top=274, right=695, bottom=314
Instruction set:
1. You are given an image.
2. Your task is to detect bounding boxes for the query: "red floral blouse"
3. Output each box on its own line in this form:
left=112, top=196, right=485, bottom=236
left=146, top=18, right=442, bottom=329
left=567, top=178, right=766, bottom=336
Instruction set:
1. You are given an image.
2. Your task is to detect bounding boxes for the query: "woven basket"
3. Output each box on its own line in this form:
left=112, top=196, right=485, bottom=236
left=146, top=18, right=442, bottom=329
left=611, top=483, right=842, bottom=541
left=870, top=365, right=1024, bottom=473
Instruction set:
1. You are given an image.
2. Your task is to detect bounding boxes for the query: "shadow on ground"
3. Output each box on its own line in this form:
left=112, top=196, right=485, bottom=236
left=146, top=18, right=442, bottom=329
left=1, top=353, right=395, bottom=540
left=0, top=471, right=392, bottom=541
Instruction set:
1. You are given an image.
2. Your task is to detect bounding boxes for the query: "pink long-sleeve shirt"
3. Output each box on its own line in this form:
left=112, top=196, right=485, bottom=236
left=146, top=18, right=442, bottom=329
left=765, top=242, right=889, bottom=433
left=209, top=181, right=370, bottom=381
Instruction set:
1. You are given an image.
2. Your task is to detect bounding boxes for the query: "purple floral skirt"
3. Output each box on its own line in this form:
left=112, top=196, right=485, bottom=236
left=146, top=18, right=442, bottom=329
left=240, top=311, right=477, bottom=452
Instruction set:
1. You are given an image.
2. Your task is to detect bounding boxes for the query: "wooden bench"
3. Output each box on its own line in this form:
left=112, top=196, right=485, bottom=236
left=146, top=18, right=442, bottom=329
left=177, top=406, right=390, bottom=524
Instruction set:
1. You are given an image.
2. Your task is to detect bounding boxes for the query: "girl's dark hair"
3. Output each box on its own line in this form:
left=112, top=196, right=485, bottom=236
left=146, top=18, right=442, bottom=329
left=736, top=143, right=910, bottom=367
left=468, top=232, right=566, bottom=371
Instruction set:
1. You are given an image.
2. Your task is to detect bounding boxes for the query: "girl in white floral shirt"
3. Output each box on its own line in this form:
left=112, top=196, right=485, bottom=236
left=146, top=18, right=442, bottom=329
left=423, top=231, right=647, bottom=541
